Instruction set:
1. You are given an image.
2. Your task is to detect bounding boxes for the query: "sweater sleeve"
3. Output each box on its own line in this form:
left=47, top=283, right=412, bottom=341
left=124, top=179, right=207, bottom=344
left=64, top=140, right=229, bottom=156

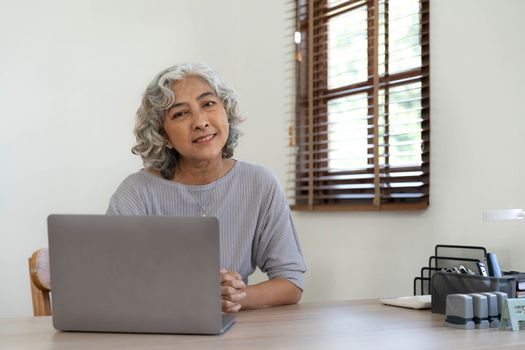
left=106, top=174, right=148, bottom=215
left=253, top=173, right=306, bottom=290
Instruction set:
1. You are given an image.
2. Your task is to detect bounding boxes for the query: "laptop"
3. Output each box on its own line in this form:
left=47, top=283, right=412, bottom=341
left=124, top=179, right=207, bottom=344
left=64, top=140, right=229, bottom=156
left=47, top=214, right=235, bottom=334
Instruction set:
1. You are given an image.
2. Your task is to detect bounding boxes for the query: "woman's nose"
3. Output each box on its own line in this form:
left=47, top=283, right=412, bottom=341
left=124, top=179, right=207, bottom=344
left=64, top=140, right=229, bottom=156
left=192, top=109, right=209, bottom=130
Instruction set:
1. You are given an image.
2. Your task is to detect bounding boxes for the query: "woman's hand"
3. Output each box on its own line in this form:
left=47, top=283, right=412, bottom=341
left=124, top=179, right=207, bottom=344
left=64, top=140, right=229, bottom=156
left=220, top=268, right=247, bottom=313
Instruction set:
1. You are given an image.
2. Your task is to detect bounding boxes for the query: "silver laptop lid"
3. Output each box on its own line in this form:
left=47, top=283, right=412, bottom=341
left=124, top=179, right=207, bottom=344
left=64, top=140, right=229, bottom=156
left=48, top=214, right=231, bottom=334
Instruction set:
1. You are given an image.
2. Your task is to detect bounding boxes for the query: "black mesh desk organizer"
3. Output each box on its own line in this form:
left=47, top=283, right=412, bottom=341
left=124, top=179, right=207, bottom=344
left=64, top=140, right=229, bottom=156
left=431, top=272, right=517, bottom=314
left=412, top=244, right=523, bottom=314
left=413, top=244, right=486, bottom=296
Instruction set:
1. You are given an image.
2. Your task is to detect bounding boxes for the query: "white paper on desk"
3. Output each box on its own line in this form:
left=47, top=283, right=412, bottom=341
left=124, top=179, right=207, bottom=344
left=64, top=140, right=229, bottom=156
left=380, top=295, right=431, bottom=309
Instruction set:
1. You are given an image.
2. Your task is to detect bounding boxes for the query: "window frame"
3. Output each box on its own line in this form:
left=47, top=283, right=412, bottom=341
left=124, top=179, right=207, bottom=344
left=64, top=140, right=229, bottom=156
left=290, top=0, right=430, bottom=211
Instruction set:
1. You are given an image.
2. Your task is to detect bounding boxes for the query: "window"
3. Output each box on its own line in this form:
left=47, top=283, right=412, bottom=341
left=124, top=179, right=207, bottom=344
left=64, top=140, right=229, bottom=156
left=289, top=0, right=429, bottom=211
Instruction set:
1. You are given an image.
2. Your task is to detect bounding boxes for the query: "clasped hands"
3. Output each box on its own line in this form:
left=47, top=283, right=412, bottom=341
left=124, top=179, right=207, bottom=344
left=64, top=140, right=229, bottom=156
left=220, top=268, right=247, bottom=313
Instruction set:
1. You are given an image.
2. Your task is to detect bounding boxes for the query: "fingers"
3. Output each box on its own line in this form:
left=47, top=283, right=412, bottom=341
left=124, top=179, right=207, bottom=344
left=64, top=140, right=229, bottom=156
left=220, top=268, right=246, bottom=290
left=226, top=292, right=246, bottom=303
left=221, top=292, right=246, bottom=313
left=220, top=270, right=243, bottom=284
left=221, top=286, right=246, bottom=302
left=220, top=268, right=242, bottom=280
left=221, top=285, right=238, bottom=296
left=228, top=271, right=242, bottom=280
left=222, top=299, right=242, bottom=313
left=220, top=268, right=247, bottom=313
left=222, top=278, right=246, bottom=290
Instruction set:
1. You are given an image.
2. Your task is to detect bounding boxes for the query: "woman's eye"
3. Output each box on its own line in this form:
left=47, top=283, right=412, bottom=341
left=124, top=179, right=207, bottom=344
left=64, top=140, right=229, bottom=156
left=173, top=111, right=187, bottom=118
left=203, top=101, right=216, bottom=108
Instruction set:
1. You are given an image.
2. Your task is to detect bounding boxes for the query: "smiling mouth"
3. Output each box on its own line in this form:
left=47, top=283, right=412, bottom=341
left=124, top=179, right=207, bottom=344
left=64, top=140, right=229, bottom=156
left=193, top=133, right=216, bottom=143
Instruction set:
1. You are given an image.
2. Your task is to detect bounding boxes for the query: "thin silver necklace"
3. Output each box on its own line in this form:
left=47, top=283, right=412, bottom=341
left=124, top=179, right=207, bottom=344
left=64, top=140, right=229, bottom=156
left=184, top=161, right=223, bottom=217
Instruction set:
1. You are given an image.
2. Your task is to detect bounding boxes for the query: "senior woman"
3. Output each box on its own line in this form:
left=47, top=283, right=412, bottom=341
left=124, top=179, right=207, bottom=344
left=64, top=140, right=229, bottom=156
left=107, top=63, right=306, bottom=313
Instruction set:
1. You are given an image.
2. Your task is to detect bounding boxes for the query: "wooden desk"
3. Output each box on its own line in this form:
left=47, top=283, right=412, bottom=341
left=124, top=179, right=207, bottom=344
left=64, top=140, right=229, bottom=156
left=1, top=299, right=524, bottom=349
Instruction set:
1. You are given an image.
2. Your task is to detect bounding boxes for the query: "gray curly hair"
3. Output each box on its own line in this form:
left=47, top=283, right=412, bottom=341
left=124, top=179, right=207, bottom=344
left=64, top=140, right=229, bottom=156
left=132, top=63, right=243, bottom=180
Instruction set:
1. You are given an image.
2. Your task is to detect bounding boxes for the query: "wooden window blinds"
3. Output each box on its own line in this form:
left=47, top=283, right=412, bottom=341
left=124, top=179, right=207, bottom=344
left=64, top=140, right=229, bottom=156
left=289, top=0, right=429, bottom=211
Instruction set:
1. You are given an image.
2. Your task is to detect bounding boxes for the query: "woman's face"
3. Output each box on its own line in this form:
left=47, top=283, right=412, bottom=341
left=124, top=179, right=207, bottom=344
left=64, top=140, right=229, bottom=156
left=163, top=76, right=229, bottom=166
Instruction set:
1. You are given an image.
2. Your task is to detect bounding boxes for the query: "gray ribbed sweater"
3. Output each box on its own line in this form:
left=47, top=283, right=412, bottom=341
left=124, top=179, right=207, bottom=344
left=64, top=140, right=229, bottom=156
left=106, top=160, right=306, bottom=289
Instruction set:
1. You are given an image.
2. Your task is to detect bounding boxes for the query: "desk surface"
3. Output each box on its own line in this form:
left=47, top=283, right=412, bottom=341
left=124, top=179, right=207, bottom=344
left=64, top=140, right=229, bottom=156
left=2, top=299, right=524, bottom=349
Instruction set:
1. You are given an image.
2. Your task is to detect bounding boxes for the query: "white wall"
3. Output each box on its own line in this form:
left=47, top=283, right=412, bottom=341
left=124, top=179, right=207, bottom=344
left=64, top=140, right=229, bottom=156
left=1, top=0, right=524, bottom=316
left=294, top=0, right=525, bottom=301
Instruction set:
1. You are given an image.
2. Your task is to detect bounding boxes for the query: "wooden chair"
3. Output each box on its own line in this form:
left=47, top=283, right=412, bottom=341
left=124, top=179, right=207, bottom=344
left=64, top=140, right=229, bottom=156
left=28, top=248, right=52, bottom=316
